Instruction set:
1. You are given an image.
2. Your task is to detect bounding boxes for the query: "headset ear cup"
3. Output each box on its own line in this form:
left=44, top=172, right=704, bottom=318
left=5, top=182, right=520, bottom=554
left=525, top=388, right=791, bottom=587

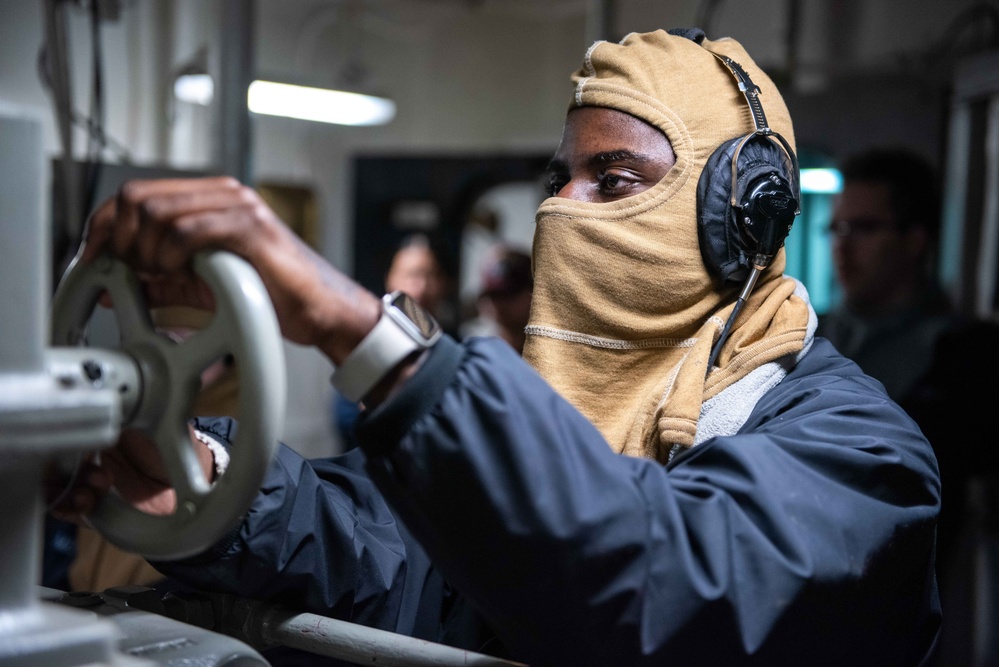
left=697, top=136, right=744, bottom=285
left=696, top=135, right=797, bottom=285
left=739, top=166, right=797, bottom=261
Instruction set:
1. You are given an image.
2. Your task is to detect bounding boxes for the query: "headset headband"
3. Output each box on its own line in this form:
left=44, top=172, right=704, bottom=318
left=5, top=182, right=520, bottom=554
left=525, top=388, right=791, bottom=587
left=706, top=51, right=801, bottom=214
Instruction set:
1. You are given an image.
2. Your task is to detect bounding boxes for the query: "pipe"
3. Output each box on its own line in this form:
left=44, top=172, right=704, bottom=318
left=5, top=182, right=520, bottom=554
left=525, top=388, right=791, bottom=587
left=255, top=607, right=527, bottom=667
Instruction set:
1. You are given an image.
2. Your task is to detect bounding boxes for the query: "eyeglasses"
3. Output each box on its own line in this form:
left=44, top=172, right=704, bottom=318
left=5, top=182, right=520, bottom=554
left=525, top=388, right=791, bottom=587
left=826, top=218, right=899, bottom=238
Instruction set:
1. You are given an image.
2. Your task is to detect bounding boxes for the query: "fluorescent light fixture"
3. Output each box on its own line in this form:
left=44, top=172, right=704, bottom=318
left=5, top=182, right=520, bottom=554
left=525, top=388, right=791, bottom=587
left=174, top=73, right=215, bottom=106
left=248, top=80, right=396, bottom=126
left=800, top=168, right=842, bottom=194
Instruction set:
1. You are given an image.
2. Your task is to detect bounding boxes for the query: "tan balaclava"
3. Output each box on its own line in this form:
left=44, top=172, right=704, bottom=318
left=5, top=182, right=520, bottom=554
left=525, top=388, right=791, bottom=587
left=523, top=30, right=811, bottom=462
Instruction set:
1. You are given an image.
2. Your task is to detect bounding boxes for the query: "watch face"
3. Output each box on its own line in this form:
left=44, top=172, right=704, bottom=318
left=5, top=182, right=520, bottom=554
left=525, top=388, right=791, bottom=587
left=388, top=291, right=442, bottom=342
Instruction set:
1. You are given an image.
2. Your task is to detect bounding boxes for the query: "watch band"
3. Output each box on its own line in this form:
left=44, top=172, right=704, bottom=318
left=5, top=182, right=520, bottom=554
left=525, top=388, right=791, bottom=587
left=331, top=292, right=441, bottom=403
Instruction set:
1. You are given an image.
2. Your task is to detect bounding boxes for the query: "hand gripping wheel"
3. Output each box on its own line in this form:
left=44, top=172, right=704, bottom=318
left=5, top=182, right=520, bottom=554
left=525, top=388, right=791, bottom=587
left=50, top=252, right=286, bottom=560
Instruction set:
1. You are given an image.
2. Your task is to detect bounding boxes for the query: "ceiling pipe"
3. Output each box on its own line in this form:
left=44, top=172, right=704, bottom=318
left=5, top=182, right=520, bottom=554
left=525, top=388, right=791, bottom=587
left=586, top=0, right=618, bottom=44
left=216, top=0, right=254, bottom=184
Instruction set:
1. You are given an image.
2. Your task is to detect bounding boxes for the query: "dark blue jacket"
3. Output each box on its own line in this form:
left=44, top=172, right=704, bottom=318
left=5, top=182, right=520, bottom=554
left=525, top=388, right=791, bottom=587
left=159, top=336, right=940, bottom=666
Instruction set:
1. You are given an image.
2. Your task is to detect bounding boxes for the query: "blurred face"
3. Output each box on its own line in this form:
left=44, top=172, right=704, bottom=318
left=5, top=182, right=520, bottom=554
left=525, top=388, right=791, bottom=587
left=486, top=289, right=532, bottom=331
left=547, top=107, right=675, bottom=203
left=385, top=245, right=446, bottom=314
left=479, top=288, right=533, bottom=354
left=830, top=182, right=927, bottom=313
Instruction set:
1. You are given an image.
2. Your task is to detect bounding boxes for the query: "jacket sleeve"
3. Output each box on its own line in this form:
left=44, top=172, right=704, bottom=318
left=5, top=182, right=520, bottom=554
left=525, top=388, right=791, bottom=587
left=153, top=422, right=447, bottom=640
left=357, top=336, right=941, bottom=666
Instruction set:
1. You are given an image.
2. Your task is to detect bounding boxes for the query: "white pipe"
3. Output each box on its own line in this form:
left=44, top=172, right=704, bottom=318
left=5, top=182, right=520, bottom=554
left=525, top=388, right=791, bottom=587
left=258, top=608, right=527, bottom=667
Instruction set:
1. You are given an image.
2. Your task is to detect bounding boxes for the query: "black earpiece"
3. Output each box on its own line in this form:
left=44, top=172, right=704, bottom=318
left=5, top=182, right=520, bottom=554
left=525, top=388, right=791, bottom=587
left=739, top=170, right=797, bottom=265
left=697, top=135, right=799, bottom=285
left=692, top=49, right=801, bottom=370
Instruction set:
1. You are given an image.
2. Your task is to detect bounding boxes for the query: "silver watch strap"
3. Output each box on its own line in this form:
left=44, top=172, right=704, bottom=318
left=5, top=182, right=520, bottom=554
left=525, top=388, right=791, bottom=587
left=331, top=312, right=422, bottom=402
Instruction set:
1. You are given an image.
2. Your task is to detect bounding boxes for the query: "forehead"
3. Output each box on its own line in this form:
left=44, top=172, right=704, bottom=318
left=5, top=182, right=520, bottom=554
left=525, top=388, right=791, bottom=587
left=555, top=107, right=671, bottom=160
left=391, top=246, right=438, bottom=272
left=833, top=182, right=894, bottom=220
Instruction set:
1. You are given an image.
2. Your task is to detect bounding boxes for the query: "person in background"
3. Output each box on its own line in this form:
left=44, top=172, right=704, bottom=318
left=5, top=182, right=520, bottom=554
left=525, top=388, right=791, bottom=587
left=383, top=233, right=451, bottom=319
left=818, top=148, right=952, bottom=402
left=333, top=233, right=452, bottom=451
left=460, top=244, right=534, bottom=354
left=818, top=147, right=999, bottom=665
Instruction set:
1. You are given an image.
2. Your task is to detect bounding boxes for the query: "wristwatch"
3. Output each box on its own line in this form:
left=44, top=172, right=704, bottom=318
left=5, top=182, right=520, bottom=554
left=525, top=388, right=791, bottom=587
left=331, top=290, right=443, bottom=402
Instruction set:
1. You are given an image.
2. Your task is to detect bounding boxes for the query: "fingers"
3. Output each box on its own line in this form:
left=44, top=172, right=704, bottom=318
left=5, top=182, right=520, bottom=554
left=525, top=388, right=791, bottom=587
left=78, top=176, right=277, bottom=312
left=143, top=272, right=217, bottom=311
left=47, top=429, right=182, bottom=522
left=74, top=174, right=374, bottom=355
left=153, top=205, right=266, bottom=273
left=100, top=447, right=177, bottom=516
left=82, top=176, right=258, bottom=271
left=133, top=180, right=259, bottom=270
left=115, top=427, right=171, bottom=486
left=46, top=459, right=113, bottom=523
left=80, top=197, right=117, bottom=263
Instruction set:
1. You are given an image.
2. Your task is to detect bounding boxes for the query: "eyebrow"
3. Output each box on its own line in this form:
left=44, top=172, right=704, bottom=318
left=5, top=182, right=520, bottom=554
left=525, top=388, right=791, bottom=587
left=546, top=150, right=653, bottom=175
left=590, top=150, right=651, bottom=167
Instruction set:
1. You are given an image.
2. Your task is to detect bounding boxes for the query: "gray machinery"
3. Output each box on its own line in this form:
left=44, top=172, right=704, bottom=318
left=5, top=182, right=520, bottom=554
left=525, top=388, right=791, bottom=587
left=0, top=105, right=282, bottom=666
left=0, top=108, right=523, bottom=667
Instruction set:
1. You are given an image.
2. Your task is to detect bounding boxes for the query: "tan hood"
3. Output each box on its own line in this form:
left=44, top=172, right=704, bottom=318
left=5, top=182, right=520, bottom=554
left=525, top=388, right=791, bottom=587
left=523, top=30, right=810, bottom=461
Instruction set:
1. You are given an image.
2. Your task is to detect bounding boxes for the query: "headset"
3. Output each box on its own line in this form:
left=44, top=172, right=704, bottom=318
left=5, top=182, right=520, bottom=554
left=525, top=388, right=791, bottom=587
left=677, top=29, right=801, bottom=370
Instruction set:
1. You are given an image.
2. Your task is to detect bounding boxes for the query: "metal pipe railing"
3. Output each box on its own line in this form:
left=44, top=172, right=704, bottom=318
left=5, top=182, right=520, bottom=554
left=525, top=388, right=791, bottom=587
left=156, top=591, right=528, bottom=667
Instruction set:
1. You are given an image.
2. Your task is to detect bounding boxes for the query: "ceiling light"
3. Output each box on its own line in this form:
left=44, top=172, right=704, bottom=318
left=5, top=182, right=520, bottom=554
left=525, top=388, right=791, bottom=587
left=247, top=80, right=396, bottom=126
left=174, top=73, right=214, bottom=106
left=799, top=168, right=842, bottom=194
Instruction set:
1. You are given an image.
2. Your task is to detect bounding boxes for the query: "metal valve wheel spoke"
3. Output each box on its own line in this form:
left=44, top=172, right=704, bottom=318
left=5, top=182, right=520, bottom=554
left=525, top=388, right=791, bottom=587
left=154, top=322, right=235, bottom=501
left=104, top=263, right=157, bottom=345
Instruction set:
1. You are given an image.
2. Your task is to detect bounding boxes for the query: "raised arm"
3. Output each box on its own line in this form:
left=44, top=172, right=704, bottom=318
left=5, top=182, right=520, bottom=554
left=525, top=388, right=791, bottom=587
left=357, top=336, right=940, bottom=665
left=81, top=177, right=380, bottom=365
left=52, top=177, right=417, bottom=520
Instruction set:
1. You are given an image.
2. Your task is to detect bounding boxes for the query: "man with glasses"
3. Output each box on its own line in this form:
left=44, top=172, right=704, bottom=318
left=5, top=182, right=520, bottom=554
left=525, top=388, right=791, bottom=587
left=819, top=148, right=999, bottom=665
left=818, top=147, right=951, bottom=401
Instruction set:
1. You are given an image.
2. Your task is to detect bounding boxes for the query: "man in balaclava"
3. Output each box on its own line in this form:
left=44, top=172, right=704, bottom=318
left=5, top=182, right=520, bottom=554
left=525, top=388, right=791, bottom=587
left=527, top=28, right=812, bottom=462
left=63, top=29, right=940, bottom=666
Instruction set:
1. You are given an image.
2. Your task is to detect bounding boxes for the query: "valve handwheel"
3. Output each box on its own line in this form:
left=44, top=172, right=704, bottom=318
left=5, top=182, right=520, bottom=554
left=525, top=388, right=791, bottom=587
left=50, top=252, right=286, bottom=560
